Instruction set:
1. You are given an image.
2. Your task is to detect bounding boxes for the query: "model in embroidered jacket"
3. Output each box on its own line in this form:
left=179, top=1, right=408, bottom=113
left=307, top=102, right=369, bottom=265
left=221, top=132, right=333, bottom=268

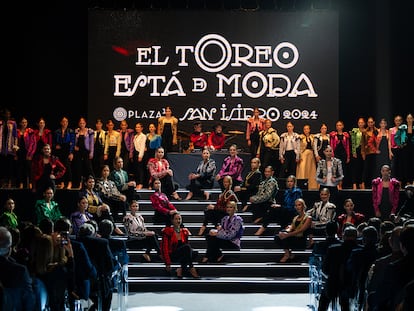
left=53, top=116, right=75, bottom=189
left=147, top=147, right=181, bottom=200
left=16, top=116, right=36, bottom=189
left=215, top=144, right=244, bottom=191
left=150, top=178, right=178, bottom=226
left=158, top=106, right=178, bottom=153
left=256, top=119, right=280, bottom=175
left=185, top=148, right=217, bottom=201
left=371, top=164, right=400, bottom=221
left=197, top=175, right=238, bottom=236
left=32, top=144, right=66, bottom=197
left=350, top=117, right=366, bottom=189
left=161, top=212, right=199, bottom=278
left=279, top=121, right=301, bottom=178
left=246, top=107, right=266, bottom=158
left=395, top=113, right=414, bottom=186
left=201, top=200, right=244, bottom=263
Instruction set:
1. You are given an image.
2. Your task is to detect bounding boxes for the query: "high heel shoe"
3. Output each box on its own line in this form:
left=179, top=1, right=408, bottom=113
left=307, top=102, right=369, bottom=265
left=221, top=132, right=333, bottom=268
left=189, top=267, right=200, bottom=279
left=176, top=268, right=183, bottom=278
left=254, top=226, right=266, bottom=236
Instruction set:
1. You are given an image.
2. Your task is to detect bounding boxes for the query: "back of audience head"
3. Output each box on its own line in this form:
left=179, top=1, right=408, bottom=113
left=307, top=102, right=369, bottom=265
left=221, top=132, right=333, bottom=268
left=54, top=217, right=72, bottom=234
left=367, top=217, right=381, bottom=236
left=98, top=219, right=114, bottom=239
left=380, top=220, right=395, bottom=236
left=362, top=226, right=378, bottom=247
left=0, top=226, right=12, bottom=257
left=78, top=223, right=96, bottom=238
left=399, top=225, right=414, bottom=255
left=389, top=226, right=403, bottom=252
left=326, top=221, right=338, bottom=237
left=38, top=218, right=54, bottom=235
left=343, top=225, right=358, bottom=241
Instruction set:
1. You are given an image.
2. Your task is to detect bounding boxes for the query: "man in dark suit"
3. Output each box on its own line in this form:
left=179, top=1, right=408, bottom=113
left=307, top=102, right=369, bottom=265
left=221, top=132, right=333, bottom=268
left=54, top=217, right=97, bottom=303
left=98, top=219, right=129, bottom=266
left=0, top=226, right=35, bottom=311
left=77, top=223, right=116, bottom=311
left=318, top=225, right=360, bottom=311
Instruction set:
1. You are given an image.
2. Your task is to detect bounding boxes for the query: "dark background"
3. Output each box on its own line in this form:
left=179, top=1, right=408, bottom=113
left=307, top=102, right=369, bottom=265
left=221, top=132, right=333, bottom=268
left=8, top=0, right=413, bottom=131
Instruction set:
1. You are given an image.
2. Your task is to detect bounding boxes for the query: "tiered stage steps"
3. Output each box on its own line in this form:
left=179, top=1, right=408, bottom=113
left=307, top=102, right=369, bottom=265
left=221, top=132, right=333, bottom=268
left=118, top=188, right=314, bottom=293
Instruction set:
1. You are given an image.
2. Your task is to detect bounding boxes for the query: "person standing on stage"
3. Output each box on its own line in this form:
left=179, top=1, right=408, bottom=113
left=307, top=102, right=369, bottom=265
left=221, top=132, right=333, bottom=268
left=246, top=107, right=265, bottom=159
left=389, top=114, right=403, bottom=182
left=330, top=120, right=350, bottom=190
left=256, top=119, right=280, bottom=175
left=158, top=106, right=178, bottom=153
left=350, top=117, right=366, bottom=189
left=395, top=113, right=414, bottom=186
left=279, top=121, right=301, bottom=178
left=361, top=116, right=378, bottom=188
left=296, top=124, right=317, bottom=190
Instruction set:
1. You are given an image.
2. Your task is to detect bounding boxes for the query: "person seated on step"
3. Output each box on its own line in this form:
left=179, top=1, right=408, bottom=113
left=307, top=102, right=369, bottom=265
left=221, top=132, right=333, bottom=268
left=150, top=178, right=178, bottom=226
left=185, top=147, right=216, bottom=201
left=305, top=187, right=337, bottom=248
left=109, top=156, right=140, bottom=203
left=246, top=165, right=278, bottom=232
left=215, top=144, right=244, bottom=191
left=123, top=200, right=161, bottom=262
left=95, top=164, right=128, bottom=219
left=234, top=157, right=262, bottom=212
left=147, top=147, right=182, bottom=200
left=160, top=212, right=200, bottom=279
left=255, top=175, right=303, bottom=236
left=201, top=200, right=244, bottom=263
left=274, top=198, right=311, bottom=263
left=197, top=175, right=238, bottom=236
left=78, top=175, right=124, bottom=236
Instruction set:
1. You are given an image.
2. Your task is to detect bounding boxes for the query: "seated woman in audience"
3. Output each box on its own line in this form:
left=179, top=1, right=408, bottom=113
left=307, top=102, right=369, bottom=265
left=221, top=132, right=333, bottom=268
left=31, top=143, right=66, bottom=198
left=34, top=187, right=62, bottom=225
left=274, top=198, right=312, bottom=263
left=371, top=164, right=400, bottom=221
left=147, top=147, right=181, bottom=200
left=0, top=197, right=19, bottom=229
left=215, top=144, right=244, bottom=191
left=95, top=164, right=128, bottom=217
left=185, top=148, right=216, bottom=200
left=70, top=196, right=95, bottom=236
left=197, top=175, right=238, bottom=236
left=123, top=200, right=161, bottom=262
left=234, top=157, right=262, bottom=212
left=306, top=187, right=336, bottom=247
left=160, top=212, right=199, bottom=278
left=336, top=198, right=366, bottom=238
left=201, top=200, right=244, bottom=263
left=78, top=175, right=124, bottom=235
left=150, top=178, right=178, bottom=226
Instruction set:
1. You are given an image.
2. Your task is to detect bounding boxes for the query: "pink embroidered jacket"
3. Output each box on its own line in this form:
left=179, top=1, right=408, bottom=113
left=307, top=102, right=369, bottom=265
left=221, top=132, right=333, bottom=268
left=371, top=177, right=400, bottom=215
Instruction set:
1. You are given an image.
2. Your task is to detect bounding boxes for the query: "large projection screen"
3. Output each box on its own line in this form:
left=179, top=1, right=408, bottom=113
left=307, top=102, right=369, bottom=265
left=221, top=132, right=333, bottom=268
left=88, top=10, right=338, bottom=149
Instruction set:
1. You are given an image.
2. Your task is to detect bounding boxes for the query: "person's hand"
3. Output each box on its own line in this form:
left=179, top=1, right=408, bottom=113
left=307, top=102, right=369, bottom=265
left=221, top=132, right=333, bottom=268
left=353, top=153, right=357, bottom=159
left=120, top=194, right=127, bottom=202
left=375, top=210, right=381, bottom=218
left=215, top=174, right=221, bottom=181
left=234, top=186, right=241, bottom=192
left=128, top=181, right=136, bottom=187
left=167, top=169, right=174, bottom=176
left=280, top=157, right=285, bottom=164
left=209, top=229, right=218, bottom=236
left=169, top=209, right=178, bottom=215
left=207, top=204, right=215, bottom=210
left=331, top=177, right=336, bottom=183
left=278, top=231, right=288, bottom=240
left=322, top=178, right=327, bottom=183
left=145, top=231, right=155, bottom=236
left=165, top=265, right=171, bottom=272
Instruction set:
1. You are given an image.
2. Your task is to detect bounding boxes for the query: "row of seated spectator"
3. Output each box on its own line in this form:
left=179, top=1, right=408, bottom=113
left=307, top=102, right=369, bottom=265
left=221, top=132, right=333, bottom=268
left=310, top=217, right=414, bottom=311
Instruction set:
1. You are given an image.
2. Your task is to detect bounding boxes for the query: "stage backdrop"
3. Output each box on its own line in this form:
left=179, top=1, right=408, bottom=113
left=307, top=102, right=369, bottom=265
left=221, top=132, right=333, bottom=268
left=88, top=10, right=338, bottom=149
